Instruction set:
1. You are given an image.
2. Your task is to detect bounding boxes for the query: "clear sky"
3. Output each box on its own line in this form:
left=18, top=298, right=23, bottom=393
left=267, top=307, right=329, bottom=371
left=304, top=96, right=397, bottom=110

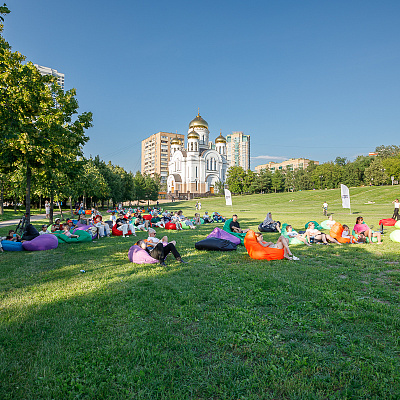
left=4, top=0, right=400, bottom=171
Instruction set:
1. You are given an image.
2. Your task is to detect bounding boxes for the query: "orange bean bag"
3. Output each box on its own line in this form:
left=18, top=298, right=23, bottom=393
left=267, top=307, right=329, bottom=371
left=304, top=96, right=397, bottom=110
left=244, top=230, right=284, bottom=261
left=112, top=224, right=133, bottom=236
left=329, top=222, right=353, bottom=244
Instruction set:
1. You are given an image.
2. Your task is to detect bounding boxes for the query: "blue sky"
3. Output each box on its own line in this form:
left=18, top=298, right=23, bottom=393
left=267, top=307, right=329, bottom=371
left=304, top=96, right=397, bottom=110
left=4, top=0, right=400, bottom=171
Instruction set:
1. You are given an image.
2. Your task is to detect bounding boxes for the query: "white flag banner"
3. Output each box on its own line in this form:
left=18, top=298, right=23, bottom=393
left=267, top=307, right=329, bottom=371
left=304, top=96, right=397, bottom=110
left=341, top=184, right=351, bottom=209
left=224, top=189, right=232, bottom=206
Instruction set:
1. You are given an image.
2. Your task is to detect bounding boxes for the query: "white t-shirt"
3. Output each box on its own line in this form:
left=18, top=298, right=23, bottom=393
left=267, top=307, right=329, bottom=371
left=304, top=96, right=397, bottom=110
left=395, top=201, right=400, bottom=209
left=147, top=236, right=160, bottom=244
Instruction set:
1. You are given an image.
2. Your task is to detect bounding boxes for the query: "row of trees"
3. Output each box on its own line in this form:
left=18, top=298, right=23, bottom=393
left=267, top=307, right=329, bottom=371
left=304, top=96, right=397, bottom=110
left=0, top=6, right=160, bottom=223
left=226, top=145, right=400, bottom=194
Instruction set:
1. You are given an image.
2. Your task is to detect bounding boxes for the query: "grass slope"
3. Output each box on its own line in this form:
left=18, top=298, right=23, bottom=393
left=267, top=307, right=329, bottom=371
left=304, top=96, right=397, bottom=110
left=1, top=187, right=400, bottom=399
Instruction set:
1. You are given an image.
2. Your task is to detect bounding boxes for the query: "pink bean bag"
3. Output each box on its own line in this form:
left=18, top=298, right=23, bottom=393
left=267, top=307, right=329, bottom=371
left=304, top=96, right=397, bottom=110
left=207, top=227, right=241, bottom=245
left=128, top=245, right=159, bottom=264
left=165, top=222, right=177, bottom=230
left=22, top=234, right=59, bottom=251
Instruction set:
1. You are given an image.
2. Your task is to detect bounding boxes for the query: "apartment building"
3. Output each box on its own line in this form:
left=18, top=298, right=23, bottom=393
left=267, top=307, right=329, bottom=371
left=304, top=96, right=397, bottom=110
left=141, top=132, right=185, bottom=185
left=255, top=158, right=319, bottom=174
left=226, top=131, right=250, bottom=170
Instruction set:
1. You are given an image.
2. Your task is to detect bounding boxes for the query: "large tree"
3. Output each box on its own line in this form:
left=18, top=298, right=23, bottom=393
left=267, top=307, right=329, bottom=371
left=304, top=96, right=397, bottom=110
left=0, top=25, right=92, bottom=224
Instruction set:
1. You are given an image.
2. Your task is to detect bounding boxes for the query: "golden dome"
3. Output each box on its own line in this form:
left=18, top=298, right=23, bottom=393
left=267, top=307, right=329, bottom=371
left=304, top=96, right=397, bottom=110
left=187, top=129, right=200, bottom=139
left=215, top=131, right=226, bottom=144
left=189, top=112, right=208, bottom=129
left=171, top=136, right=181, bottom=145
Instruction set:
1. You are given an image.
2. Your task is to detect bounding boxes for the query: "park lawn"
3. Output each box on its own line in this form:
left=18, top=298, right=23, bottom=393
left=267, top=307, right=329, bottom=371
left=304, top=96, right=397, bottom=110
left=0, top=208, right=46, bottom=222
left=1, top=186, right=400, bottom=399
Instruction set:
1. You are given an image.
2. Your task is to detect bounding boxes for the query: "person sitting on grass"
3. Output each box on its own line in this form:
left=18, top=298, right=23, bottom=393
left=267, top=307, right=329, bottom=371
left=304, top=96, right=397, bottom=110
left=305, top=222, right=341, bottom=245
left=39, top=225, right=48, bottom=235
left=146, top=227, right=174, bottom=246
left=194, top=213, right=201, bottom=225
left=203, top=212, right=212, bottom=223
left=285, top=225, right=311, bottom=246
left=136, top=238, right=187, bottom=266
left=93, top=215, right=110, bottom=237
left=353, top=216, right=382, bottom=244
left=116, top=214, right=136, bottom=237
left=171, top=212, right=183, bottom=230
left=134, top=213, right=149, bottom=231
left=6, top=230, right=21, bottom=242
left=229, top=214, right=250, bottom=234
left=183, top=217, right=196, bottom=229
left=62, top=225, right=79, bottom=239
left=254, top=232, right=300, bottom=261
left=341, top=225, right=355, bottom=243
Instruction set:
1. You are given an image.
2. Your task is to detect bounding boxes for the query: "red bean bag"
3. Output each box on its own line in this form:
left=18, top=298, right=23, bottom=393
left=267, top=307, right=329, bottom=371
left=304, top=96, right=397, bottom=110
left=142, top=214, right=152, bottom=221
left=244, top=230, right=284, bottom=261
left=165, top=222, right=177, bottom=230
left=112, top=224, right=133, bottom=236
left=329, top=222, right=352, bottom=244
left=379, top=218, right=396, bottom=226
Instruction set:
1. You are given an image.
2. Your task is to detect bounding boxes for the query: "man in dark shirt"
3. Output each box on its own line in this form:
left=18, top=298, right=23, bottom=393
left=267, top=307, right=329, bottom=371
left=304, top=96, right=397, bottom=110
left=229, top=214, right=249, bottom=234
left=136, top=239, right=187, bottom=266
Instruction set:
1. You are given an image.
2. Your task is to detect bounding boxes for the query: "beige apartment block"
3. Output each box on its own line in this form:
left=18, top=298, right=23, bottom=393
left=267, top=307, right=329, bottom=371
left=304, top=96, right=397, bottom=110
left=141, top=132, right=185, bottom=185
left=255, top=158, right=319, bottom=174
left=226, top=131, right=250, bottom=170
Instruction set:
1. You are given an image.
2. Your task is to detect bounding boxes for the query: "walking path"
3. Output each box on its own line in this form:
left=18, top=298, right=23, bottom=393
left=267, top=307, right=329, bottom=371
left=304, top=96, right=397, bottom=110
left=0, top=214, right=61, bottom=228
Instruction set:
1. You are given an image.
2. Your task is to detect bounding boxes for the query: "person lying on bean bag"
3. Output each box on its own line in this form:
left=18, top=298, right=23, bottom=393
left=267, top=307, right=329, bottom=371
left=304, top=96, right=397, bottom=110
left=135, top=239, right=187, bottom=266
left=282, top=223, right=310, bottom=246
left=258, top=212, right=281, bottom=233
left=243, top=230, right=285, bottom=261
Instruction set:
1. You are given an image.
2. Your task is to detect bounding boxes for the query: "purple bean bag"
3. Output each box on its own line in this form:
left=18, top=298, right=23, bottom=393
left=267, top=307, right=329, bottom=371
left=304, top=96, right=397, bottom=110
left=128, top=245, right=159, bottom=264
left=22, top=234, right=59, bottom=251
left=207, top=227, right=241, bottom=245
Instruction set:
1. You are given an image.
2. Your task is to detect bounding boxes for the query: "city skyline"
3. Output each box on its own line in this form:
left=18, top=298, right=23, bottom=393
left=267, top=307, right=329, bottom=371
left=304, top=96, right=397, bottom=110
left=5, top=1, right=400, bottom=173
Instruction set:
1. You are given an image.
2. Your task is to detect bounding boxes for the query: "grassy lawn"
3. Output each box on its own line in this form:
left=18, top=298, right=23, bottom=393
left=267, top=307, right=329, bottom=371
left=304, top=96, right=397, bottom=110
left=1, top=186, right=400, bottom=399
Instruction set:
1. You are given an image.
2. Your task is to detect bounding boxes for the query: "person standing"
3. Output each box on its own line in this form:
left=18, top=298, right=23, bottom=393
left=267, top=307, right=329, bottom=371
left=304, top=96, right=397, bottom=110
left=322, top=201, right=328, bottom=216
left=392, top=199, right=400, bottom=220
left=45, top=200, right=50, bottom=219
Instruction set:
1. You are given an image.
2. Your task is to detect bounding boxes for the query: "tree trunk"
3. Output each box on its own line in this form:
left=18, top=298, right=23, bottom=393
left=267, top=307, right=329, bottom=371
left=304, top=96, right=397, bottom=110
left=58, top=194, right=63, bottom=219
left=49, top=192, right=54, bottom=224
left=39, top=195, right=42, bottom=212
left=0, top=179, right=3, bottom=215
left=25, top=164, right=32, bottom=225
left=14, top=197, right=17, bottom=212
left=69, top=196, right=73, bottom=217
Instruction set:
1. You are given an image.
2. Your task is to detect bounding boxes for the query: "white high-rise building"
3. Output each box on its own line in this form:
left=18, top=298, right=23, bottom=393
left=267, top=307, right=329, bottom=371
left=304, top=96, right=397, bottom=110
left=34, top=64, right=65, bottom=90
left=226, top=131, right=250, bottom=170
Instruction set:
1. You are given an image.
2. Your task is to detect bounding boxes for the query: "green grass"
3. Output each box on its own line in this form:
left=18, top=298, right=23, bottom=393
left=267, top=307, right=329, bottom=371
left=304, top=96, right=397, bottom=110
left=1, top=186, right=400, bottom=399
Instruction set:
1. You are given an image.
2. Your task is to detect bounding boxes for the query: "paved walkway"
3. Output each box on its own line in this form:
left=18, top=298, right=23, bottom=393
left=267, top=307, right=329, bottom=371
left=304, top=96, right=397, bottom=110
left=0, top=213, right=60, bottom=228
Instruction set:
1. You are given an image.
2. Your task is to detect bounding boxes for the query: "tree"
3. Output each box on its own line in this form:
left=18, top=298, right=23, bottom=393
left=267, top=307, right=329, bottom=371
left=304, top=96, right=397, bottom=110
left=0, top=4, right=10, bottom=22
left=226, top=166, right=246, bottom=194
left=271, top=171, right=284, bottom=193
left=335, top=156, right=347, bottom=167
left=364, top=158, right=388, bottom=186
left=0, top=25, right=92, bottom=224
left=375, top=145, right=400, bottom=158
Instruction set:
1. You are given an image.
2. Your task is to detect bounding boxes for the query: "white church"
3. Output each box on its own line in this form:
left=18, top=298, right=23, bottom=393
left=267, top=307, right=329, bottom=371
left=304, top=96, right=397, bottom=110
left=167, top=113, right=228, bottom=197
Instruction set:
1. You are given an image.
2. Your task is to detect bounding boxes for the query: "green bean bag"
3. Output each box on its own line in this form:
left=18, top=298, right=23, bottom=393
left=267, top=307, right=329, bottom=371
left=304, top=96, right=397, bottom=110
left=281, top=223, right=304, bottom=245
left=320, top=220, right=330, bottom=230
left=223, top=219, right=246, bottom=245
left=305, top=221, right=324, bottom=230
left=191, top=218, right=204, bottom=225
left=352, top=229, right=378, bottom=243
left=182, top=221, right=190, bottom=229
left=53, top=230, right=92, bottom=243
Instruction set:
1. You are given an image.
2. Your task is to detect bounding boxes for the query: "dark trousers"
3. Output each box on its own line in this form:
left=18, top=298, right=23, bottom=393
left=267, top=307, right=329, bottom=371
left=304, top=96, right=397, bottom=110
left=393, top=208, right=399, bottom=221
left=149, top=242, right=181, bottom=262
